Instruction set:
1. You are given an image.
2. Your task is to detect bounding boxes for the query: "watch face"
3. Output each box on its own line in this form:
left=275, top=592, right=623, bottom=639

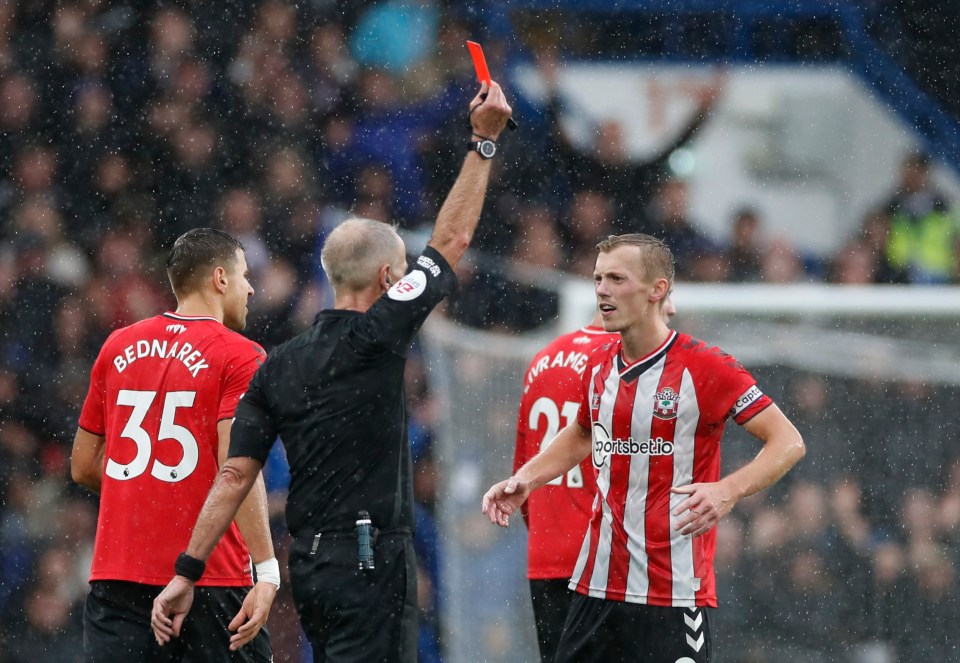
left=479, top=140, right=496, bottom=158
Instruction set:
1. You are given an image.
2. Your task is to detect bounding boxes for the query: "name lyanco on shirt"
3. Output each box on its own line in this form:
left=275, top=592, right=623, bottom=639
left=112, top=339, right=209, bottom=378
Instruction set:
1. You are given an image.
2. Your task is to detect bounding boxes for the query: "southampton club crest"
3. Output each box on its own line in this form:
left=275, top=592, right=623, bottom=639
left=653, top=387, right=680, bottom=420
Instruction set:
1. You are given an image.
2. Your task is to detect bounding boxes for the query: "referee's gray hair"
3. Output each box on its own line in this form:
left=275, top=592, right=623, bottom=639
left=321, top=217, right=403, bottom=292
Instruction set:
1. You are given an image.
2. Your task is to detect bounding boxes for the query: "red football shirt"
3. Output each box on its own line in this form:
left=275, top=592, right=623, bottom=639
left=79, top=312, right=266, bottom=587
left=572, top=331, right=772, bottom=607
left=514, top=325, right=618, bottom=580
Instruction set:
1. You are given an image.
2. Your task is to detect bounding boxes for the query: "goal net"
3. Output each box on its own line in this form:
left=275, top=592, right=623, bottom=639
left=421, top=280, right=960, bottom=663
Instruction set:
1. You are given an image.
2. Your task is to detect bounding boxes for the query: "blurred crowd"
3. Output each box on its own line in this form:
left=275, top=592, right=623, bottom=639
left=0, top=1, right=959, bottom=662
left=711, top=369, right=960, bottom=662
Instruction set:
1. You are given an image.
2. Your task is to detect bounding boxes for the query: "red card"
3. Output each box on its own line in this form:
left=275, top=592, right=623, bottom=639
left=467, top=41, right=492, bottom=84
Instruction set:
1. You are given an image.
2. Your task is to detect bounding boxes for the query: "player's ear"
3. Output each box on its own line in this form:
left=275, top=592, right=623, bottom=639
left=213, top=265, right=229, bottom=294
left=650, top=277, right=670, bottom=303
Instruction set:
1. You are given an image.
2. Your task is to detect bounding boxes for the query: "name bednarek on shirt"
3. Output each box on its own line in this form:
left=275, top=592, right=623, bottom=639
left=113, top=339, right=209, bottom=377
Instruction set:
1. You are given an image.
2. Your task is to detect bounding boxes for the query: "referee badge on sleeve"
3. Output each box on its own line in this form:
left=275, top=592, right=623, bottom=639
left=388, top=270, right=427, bottom=301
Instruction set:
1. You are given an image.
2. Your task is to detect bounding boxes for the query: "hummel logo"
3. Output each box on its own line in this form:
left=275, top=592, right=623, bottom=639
left=166, top=324, right=187, bottom=334
left=684, top=608, right=704, bottom=653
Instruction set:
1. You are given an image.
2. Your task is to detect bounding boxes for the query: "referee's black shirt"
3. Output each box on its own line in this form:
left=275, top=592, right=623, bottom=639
left=229, top=247, right=456, bottom=537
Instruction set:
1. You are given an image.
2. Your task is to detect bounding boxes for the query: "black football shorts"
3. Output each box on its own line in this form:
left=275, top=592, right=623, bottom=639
left=83, top=580, right=272, bottom=663
left=554, top=592, right=712, bottom=663
left=530, top=578, right=575, bottom=663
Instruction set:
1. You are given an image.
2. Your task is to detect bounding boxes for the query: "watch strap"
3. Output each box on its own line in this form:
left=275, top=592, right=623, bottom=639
left=467, top=139, right=497, bottom=159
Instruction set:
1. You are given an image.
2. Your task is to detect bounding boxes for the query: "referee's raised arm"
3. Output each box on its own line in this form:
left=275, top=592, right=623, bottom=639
left=427, top=81, right=512, bottom=268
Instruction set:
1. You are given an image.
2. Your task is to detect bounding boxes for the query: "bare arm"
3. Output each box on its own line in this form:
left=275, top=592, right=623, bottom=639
left=208, top=419, right=277, bottom=651
left=186, top=455, right=263, bottom=562
left=482, top=422, right=592, bottom=527
left=672, top=404, right=805, bottom=537
left=71, top=428, right=106, bottom=494
left=151, top=455, right=262, bottom=645
left=721, top=404, right=805, bottom=498
left=217, top=420, right=273, bottom=564
left=641, top=75, right=724, bottom=170
left=216, top=421, right=277, bottom=650
left=427, top=82, right=512, bottom=268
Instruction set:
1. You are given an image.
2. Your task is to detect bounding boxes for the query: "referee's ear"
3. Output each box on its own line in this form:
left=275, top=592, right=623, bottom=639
left=379, top=264, right=392, bottom=292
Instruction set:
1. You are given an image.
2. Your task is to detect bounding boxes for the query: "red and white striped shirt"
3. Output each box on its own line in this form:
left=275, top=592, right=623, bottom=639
left=572, top=331, right=772, bottom=607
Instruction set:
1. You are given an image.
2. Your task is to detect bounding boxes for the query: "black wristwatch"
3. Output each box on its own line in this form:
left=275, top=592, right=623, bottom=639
left=468, top=139, right=497, bottom=160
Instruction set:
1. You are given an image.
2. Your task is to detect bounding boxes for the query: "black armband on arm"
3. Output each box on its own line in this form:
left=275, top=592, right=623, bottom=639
left=175, top=552, right=206, bottom=582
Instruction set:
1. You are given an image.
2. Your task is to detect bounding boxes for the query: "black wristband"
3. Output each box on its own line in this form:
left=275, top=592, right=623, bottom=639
left=175, top=552, right=205, bottom=582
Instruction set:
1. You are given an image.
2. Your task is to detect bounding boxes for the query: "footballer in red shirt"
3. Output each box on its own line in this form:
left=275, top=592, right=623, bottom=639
left=71, top=229, right=276, bottom=662
left=485, top=234, right=804, bottom=663
left=514, top=300, right=674, bottom=662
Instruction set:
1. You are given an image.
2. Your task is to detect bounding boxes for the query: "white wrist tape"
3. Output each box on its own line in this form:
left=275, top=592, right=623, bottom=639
left=254, top=557, right=281, bottom=589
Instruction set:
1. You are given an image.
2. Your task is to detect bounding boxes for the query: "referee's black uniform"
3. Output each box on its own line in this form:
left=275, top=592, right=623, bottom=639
left=228, top=246, right=456, bottom=663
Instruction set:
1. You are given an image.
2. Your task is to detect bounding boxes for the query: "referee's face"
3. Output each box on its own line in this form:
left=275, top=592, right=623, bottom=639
left=223, top=249, right=254, bottom=331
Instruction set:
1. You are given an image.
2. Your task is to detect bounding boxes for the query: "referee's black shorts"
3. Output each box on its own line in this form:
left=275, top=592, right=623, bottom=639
left=288, top=531, right=418, bottom=663
left=554, top=592, right=712, bottom=663
left=83, top=580, right=272, bottom=663
left=529, top=578, right=575, bottom=663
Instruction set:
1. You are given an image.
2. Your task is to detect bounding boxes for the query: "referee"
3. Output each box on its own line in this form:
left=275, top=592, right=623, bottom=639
left=151, top=81, right=513, bottom=662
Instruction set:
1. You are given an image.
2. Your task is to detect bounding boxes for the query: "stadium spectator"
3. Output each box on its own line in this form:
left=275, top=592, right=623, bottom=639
left=830, top=240, right=878, bottom=284
left=260, top=145, right=319, bottom=251
left=218, top=187, right=270, bottom=274
left=882, top=151, right=959, bottom=283
left=688, top=244, right=731, bottom=283
left=300, top=23, right=358, bottom=117
left=858, top=208, right=904, bottom=283
left=534, top=57, right=722, bottom=224
left=899, top=542, right=960, bottom=659
left=727, top=207, right=764, bottom=282
left=565, top=189, right=616, bottom=278
left=5, top=576, right=82, bottom=661
left=759, top=236, right=805, bottom=283
left=350, top=0, right=441, bottom=76
left=647, top=177, right=716, bottom=279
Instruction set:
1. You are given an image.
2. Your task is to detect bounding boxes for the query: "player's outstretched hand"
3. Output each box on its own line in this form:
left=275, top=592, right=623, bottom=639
left=469, top=81, right=512, bottom=140
left=670, top=481, right=736, bottom=538
left=228, top=580, right=278, bottom=651
left=481, top=476, right=530, bottom=527
left=151, top=576, right=195, bottom=645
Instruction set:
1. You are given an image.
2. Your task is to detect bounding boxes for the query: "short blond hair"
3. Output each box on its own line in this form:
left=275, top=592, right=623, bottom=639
left=320, top=217, right=403, bottom=292
left=596, top=233, right=675, bottom=285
